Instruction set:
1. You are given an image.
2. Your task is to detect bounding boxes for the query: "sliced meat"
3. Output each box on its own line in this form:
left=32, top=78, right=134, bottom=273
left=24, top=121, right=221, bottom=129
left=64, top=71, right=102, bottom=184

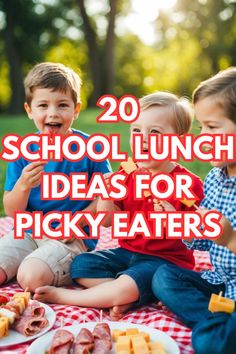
left=92, top=323, right=111, bottom=342
left=22, top=300, right=45, bottom=317
left=48, top=329, right=74, bottom=354
left=92, top=323, right=112, bottom=353
left=12, top=316, right=48, bottom=336
left=74, top=328, right=94, bottom=354
left=92, top=339, right=112, bottom=354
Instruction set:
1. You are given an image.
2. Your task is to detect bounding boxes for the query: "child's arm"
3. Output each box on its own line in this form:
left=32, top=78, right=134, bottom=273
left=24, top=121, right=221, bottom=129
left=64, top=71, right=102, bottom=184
left=3, top=162, right=45, bottom=217
left=214, top=215, right=236, bottom=254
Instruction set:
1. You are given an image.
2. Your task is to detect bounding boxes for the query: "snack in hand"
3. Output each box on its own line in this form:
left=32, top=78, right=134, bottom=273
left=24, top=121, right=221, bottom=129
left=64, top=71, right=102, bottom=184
left=120, top=157, right=137, bottom=174
left=180, top=198, right=199, bottom=209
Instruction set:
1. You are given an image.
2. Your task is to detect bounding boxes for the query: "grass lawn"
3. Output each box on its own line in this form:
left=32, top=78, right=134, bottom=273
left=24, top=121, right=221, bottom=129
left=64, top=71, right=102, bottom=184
left=0, top=108, right=211, bottom=216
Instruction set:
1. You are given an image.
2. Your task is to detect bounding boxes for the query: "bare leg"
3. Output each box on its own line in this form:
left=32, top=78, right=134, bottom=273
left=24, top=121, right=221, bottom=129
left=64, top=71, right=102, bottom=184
left=77, top=278, right=113, bottom=288
left=0, top=268, right=7, bottom=285
left=17, top=258, right=54, bottom=292
left=34, top=274, right=139, bottom=308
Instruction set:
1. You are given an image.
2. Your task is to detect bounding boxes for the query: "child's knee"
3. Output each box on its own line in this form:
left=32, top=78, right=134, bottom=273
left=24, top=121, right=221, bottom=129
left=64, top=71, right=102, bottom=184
left=17, top=259, right=54, bottom=291
left=0, top=268, right=7, bottom=285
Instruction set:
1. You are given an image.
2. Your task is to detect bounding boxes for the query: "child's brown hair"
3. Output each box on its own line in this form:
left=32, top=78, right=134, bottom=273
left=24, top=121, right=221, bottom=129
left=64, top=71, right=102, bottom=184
left=139, top=92, right=193, bottom=135
left=24, top=62, right=82, bottom=106
left=193, top=67, right=236, bottom=124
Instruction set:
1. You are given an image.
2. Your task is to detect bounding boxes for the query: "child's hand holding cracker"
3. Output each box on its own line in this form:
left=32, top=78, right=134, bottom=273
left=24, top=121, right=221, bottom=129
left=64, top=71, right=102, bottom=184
left=19, top=161, right=45, bottom=191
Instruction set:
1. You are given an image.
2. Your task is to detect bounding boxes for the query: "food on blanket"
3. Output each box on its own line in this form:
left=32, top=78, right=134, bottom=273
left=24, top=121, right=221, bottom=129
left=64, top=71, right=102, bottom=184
left=13, top=297, right=26, bottom=313
left=120, top=157, right=137, bottom=174
left=92, top=323, right=112, bottom=354
left=22, top=300, right=45, bottom=317
left=0, top=308, right=17, bottom=324
left=0, top=293, right=10, bottom=304
left=13, top=291, right=31, bottom=307
left=131, top=336, right=150, bottom=354
left=74, top=327, right=94, bottom=354
left=208, top=293, right=235, bottom=314
left=12, top=315, right=49, bottom=336
left=0, top=291, right=49, bottom=339
left=113, top=328, right=167, bottom=354
left=48, top=329, right=74, bottom=354
left=0, top=317, right=9, bottom=338
left=112, top=329, right=126, bottom=341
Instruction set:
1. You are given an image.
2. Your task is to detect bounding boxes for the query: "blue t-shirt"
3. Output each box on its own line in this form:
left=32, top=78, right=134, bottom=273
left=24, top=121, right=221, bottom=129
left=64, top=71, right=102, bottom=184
left=4, top=128, right=112, bottom=250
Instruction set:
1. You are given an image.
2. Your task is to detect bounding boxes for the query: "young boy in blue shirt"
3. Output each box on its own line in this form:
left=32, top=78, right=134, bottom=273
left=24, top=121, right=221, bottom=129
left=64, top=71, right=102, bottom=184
left=152, top=67, right=236, bottom=354
left=1, top=62, right=111, bottom=292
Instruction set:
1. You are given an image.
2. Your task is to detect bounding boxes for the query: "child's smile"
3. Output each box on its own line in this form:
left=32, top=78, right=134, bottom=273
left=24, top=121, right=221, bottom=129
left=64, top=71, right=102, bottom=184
left=24, top=88, right=80, bottom=136
left=195, top=97, right=236, bottom=174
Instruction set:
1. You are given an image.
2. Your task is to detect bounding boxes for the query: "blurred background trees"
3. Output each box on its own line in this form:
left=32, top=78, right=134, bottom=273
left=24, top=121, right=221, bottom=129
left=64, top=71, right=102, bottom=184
left=0, top=0, right=236, bottom=114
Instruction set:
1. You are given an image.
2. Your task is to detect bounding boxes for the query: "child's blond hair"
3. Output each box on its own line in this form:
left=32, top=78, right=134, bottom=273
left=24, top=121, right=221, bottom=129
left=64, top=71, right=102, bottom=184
left=24, top=62, right=82, bottom=106
left=139, top=92, right=193, bottom=135
left=193, top=67, right=236, bottom=124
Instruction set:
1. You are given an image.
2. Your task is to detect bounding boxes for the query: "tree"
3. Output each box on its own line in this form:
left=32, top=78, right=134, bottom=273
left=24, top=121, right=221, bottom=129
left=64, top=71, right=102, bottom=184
left=75, top=0, right=118, bottom=105
left=0, top=0, right=66, bottom=113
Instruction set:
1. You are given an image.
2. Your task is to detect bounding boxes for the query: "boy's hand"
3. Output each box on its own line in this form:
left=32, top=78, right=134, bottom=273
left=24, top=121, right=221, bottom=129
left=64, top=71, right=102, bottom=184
left=19, top=162, right=45, bottom=191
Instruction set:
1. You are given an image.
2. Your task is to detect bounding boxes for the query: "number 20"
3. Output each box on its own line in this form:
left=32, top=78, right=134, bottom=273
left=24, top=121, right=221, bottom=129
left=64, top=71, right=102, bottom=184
left=96, top=95, right=140, bottom=123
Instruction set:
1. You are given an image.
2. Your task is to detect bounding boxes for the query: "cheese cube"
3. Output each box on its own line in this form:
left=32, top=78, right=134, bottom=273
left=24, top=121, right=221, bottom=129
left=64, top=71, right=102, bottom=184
left=131, top=336, right=149, bottom=354
left=112, top=329, right=126, bottom=341
left=0, top=308, right=16, bottom=324
left=208, top=293, right=235, bottom=314
left=13, top=297, right=25, bottom=313
left=0, top=317, right=9, bottom=337
left=125, top=328, right=139, bottom=335
left=13, top=292, right=31, bottom=307
left=116, top=336, right=131, bottom=352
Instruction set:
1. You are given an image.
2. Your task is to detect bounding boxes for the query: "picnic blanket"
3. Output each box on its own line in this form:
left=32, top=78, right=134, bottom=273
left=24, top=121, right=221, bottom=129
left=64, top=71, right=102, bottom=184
left=0, top=217, right=211, bottom=354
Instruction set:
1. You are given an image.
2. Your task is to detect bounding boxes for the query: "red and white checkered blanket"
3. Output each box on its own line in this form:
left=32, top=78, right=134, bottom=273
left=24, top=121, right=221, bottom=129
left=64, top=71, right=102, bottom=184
left=0, top=217, right=211, bottom=354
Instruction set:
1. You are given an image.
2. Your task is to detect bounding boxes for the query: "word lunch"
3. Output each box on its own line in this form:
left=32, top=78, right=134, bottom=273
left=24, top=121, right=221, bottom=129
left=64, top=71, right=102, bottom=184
left=1, top=133, right=235, bottom=162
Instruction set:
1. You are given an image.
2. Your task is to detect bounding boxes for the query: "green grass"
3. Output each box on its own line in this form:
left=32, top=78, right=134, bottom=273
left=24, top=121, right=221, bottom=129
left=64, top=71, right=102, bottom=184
left=0, top=109, right=211, bottom=215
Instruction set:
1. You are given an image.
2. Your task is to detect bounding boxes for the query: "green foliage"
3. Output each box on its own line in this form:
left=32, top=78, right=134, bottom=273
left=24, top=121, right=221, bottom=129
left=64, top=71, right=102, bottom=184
left=45, top=39, right=91, bottom=108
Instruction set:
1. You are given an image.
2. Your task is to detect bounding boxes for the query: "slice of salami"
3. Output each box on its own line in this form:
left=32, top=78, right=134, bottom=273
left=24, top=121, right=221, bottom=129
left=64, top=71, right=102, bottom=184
left=73, top=344, right=93, bottom=354
left=76, top=328, right=94, bottom=344
left=12, top=316, right=49, bottom=336
left=93, top=323, right=111, bottom=342
left=22, top=300, right=45, bottom=317
left=92, top=323, right=112, bottom=353
left=74, top=328, right=94, bottom=354
left=92, top=339, right=112, bottom=354
left=48, top=329, right=74, bottom=354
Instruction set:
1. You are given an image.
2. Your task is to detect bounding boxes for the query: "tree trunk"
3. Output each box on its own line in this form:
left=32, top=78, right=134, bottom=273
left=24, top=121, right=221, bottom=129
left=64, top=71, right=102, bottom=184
left=76, top=0, right=103, bottom=106
left=104, top=0, right=117, bottom=95
left=76, top=0, right=117, bottom=105
left=2, top=0, right=24, bottom=114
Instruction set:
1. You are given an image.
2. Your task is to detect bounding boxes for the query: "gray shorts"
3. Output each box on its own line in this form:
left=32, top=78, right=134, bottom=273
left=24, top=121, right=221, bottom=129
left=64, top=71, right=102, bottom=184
left=0, top=231, right=87, bottom=286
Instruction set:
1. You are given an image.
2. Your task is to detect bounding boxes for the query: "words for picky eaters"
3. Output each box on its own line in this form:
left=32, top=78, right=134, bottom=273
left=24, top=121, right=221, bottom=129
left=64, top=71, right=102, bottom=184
left=14, top=210, right=222, bottom=240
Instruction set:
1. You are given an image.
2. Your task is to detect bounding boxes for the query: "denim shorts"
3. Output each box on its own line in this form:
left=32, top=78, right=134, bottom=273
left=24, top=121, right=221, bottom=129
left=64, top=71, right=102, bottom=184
left=70, top=247, right=172, bottom=305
